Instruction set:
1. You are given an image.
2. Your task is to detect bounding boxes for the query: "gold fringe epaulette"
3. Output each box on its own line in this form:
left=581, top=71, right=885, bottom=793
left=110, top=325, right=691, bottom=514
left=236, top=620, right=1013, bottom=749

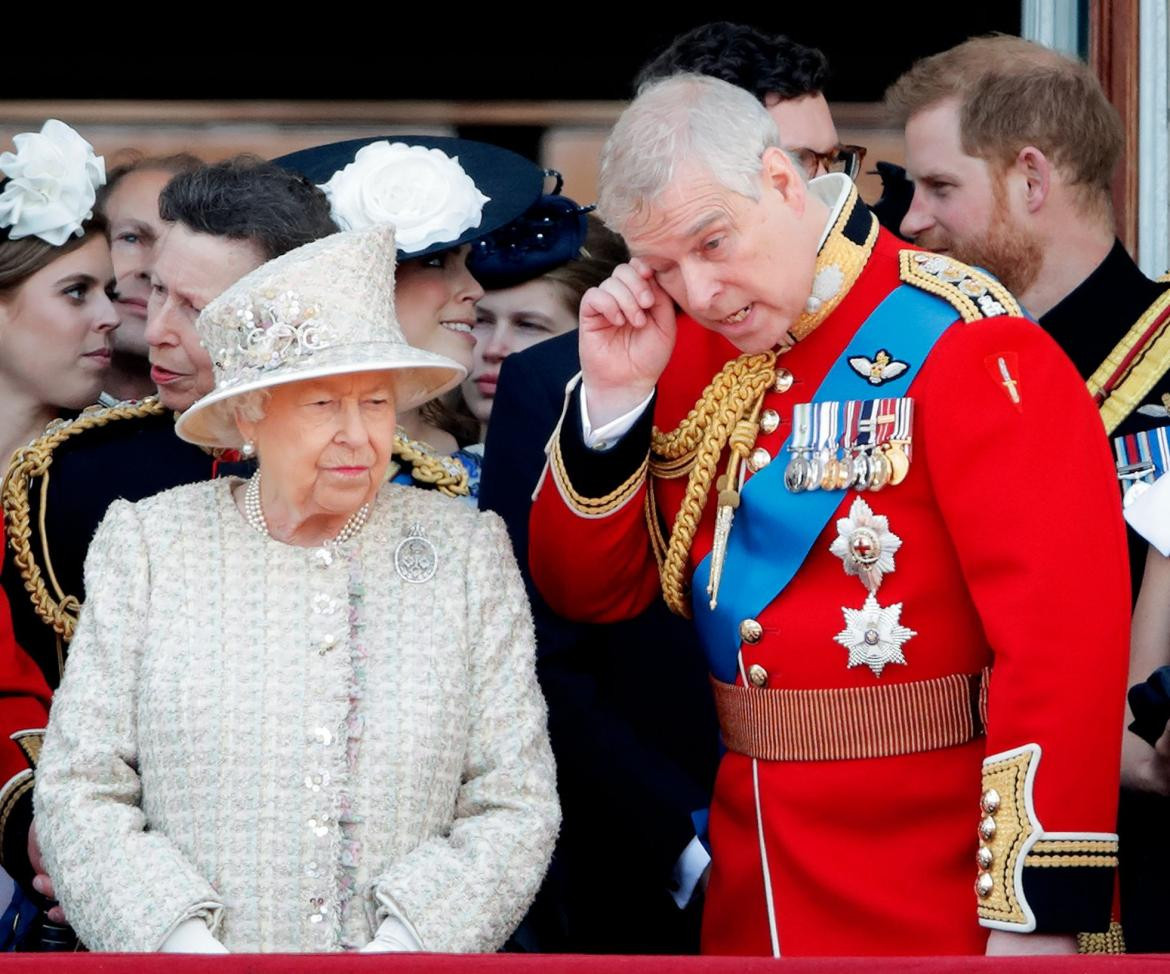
left=900, top=251, right=1021, bottom=323
left=1, top=397, right=166, bottom=645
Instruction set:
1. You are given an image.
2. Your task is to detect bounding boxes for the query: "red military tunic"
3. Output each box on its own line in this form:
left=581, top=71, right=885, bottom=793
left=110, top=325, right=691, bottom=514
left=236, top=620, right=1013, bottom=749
left=530, top=183, right=1129, bottom=955
left=0, top=530, right=52, bottom=890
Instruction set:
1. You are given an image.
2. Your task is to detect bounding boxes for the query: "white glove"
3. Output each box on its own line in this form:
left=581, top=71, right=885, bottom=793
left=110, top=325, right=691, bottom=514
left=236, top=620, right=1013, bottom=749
left=359, top=915, right=421, bottom=952
left=160, top=918, right=229, bottom=953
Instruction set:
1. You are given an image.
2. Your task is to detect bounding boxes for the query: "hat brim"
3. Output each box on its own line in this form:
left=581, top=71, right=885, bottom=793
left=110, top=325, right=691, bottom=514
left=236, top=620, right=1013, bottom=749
left=175, top=342, right=465, bottom=450
left=272, top=136, right=545, bottom=261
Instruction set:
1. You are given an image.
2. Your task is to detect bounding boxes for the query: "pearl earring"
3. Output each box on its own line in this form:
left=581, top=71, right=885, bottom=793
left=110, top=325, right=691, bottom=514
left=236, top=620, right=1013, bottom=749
left=241, top=441, right=256, bottom=458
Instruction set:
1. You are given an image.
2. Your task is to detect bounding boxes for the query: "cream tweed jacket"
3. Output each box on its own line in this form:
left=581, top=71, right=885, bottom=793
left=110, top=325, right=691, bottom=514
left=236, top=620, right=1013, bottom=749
left=35, top=478, right=559, bottom=953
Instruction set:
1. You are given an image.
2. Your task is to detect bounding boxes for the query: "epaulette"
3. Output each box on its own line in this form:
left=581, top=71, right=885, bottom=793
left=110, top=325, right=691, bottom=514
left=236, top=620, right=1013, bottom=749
left=899, top=251, right=1022, bottom=323
left=1, top=397, right=166, bottom=642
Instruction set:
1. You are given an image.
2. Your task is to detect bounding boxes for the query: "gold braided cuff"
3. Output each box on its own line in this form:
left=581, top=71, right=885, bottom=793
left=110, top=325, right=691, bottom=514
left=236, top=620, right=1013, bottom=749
left=977, top=745, right=1041, bottom=929
left=0, top=769, right=34, bottom=873
left=549, top=433, right=648, bottom=519
left=976, top=744, right=1117, bottom=934
left=1078, top=922, right=1126, bottom=954
left=11, top=729, right=43, bottom=769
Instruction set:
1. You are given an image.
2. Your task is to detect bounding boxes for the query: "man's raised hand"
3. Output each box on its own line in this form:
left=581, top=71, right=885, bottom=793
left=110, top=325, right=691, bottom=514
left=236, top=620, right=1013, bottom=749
left=578, top=259, right=676, bottom=426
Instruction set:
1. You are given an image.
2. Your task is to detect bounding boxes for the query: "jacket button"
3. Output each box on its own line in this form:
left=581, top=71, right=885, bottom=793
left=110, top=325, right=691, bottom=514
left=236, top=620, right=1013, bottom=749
left=981, top=789, right=1001, bottom=815
left=774, top=368, right=794, bottom=393
left=976, top=845, right=993, bottom=870
left=979, top=816, right=996, bottom=841
left=747, top=664, right=769, bottom=688
left=748, top=448, right=771, bottom=472
left=760, top=409, right=780, bottom=435
left=739, top=618, right=763, bottom=643
left=975, top=872, right=994, bottom=898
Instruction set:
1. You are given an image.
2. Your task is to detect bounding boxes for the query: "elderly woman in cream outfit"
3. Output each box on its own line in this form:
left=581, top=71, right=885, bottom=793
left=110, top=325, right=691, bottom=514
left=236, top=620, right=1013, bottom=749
left=33, top=224, right=559, bottom=953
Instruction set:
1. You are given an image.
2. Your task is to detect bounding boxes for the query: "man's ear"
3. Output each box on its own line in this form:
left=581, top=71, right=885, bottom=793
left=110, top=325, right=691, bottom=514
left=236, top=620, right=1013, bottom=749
left=1015, top=146, right=1052, bottom=214
left=761, top=146, right=806, bottom=212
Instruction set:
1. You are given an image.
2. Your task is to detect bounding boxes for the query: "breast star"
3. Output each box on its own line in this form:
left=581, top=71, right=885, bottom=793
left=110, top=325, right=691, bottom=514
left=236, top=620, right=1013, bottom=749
left=834, top=592, right=916, bottom=677
left=829, top=496, right=902, bottom=591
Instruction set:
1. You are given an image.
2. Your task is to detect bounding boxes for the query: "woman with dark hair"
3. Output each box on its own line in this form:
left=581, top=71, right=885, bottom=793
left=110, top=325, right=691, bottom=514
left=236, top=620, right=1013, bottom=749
left=97, top=152, right=201, bottom=401
left=0, top=121, right=118, bottom=464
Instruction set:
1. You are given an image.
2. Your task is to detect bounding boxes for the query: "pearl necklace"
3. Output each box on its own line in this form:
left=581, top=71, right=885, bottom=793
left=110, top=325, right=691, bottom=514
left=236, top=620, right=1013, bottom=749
left=244, top=472, right=370, bottom=546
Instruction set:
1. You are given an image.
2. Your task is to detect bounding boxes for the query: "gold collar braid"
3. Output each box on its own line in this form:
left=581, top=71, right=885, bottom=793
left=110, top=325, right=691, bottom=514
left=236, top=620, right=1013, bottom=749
left=790, top=181, right=878, bottom=342
left=645, top=182, right=877, bottom=617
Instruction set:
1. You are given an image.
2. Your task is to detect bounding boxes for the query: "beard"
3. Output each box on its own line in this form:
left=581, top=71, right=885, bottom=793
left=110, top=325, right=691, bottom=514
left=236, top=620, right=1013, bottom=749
left=918, top=178, right=1044, bottom=300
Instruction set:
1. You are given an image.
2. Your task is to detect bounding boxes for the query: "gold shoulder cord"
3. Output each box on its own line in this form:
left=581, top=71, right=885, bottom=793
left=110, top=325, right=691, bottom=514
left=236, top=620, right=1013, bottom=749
left=645, top=184, right=877, bottom=618
left=648, top=352, right=777, bottom=617
left=392, top=431, right=470, bottom=498
left=2, top=398, right=166, bottom=651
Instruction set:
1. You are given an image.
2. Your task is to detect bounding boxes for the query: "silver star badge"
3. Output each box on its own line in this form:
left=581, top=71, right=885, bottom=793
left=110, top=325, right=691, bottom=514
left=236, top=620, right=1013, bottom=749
left=834, top=593, right=916, bottom=677
left=829, top=497, right=902, bottom=592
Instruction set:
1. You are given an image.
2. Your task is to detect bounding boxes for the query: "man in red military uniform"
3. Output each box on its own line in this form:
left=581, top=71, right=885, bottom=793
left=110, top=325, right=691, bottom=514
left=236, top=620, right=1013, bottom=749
left=529, top=74, right=1129, bottom=956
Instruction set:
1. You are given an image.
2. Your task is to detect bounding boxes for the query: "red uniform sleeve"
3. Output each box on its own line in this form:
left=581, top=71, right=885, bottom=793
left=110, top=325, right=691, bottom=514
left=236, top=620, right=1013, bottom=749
left=0, top=533, right=51, bottom=888
left=919, top=316, right=1128, bottom=933
left=530, top=384, right=664, bottom=622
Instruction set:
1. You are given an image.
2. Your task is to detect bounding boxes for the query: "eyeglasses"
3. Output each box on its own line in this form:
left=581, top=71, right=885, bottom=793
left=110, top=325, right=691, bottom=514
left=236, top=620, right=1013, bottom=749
left=792, top=144, right=868, bottom=181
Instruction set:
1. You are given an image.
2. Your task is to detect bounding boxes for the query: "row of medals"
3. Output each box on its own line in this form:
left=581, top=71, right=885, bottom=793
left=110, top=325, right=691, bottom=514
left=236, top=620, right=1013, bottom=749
left=784, top=442, right=910, bottom=494
left=782, top=399, right=913, bottom=494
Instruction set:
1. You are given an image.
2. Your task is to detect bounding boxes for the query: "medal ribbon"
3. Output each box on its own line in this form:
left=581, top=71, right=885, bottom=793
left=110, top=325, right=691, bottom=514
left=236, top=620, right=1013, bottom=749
left=873, top=399, right=897, bottom=449
left=790, top=403, right=814, bottom=453
left=816, top=402, right=839, bottom=459
left=1114, top=426, right=1170, bottom=494
left=893, top=398, right=915, bottom=461
left=844, top=400, right=863, bottom=453
left=856, top=399, right=878, bottom=451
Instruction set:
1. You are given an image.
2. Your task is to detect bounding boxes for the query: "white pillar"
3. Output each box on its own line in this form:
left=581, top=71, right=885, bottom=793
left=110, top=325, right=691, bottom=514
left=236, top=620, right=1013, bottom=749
left=1138, top=0, right=1170, bottom=276
left=1021, top=0, right=1082, bottom=56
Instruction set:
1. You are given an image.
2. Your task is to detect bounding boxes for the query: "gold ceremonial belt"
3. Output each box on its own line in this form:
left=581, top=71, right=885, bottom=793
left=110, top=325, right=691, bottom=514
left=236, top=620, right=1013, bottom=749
left=712, top=668, right=990, bottom=762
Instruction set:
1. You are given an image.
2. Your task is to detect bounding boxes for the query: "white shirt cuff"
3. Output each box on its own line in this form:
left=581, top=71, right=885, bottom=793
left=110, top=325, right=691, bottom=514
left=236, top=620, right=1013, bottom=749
left=580, top=388, right=654, bottom=451
left=160, top=918, right=229, bottom=953
left=670, top=834, right=711, bottom=909
left=1125, top=472, right=1170, bottom=556
left=360, top=915, right=422, bottom=952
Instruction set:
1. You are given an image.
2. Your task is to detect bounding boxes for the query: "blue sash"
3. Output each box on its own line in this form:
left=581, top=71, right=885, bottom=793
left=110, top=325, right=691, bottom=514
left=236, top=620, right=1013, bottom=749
left=691, top=284, right=959, bottom=681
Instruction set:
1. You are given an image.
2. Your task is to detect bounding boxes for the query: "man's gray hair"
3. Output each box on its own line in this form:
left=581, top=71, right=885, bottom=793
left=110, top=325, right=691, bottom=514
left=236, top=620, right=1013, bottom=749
left=597, top=73, right=782, bottom=234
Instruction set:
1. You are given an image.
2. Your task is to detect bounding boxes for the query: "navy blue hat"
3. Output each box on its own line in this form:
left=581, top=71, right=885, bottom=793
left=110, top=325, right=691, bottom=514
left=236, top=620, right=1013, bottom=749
left=468, top=192, right=594, bottom=291
left=273, top=136, right=545, bottom=261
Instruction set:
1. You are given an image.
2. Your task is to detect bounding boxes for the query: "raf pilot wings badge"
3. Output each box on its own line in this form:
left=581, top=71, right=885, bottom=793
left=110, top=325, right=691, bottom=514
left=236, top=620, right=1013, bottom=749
left=849, top=349, right=909, bottom=386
